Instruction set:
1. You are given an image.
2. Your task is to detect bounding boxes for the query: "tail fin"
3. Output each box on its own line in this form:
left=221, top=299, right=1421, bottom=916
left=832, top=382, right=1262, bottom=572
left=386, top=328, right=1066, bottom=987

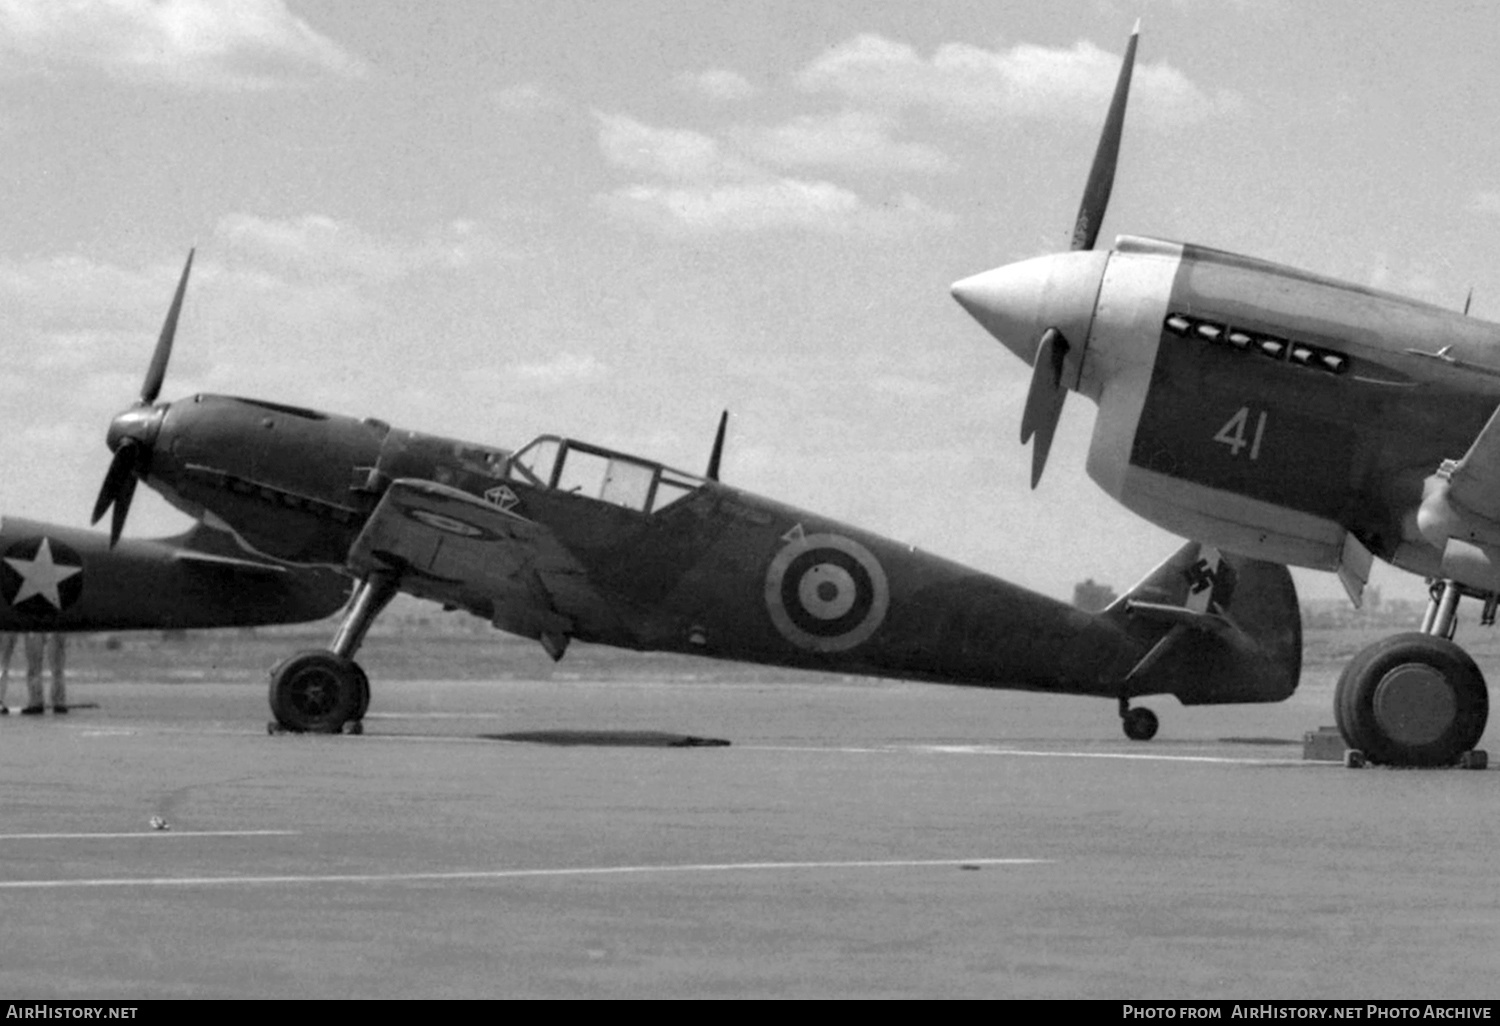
left=1101, top=541, right=1301, bottom=705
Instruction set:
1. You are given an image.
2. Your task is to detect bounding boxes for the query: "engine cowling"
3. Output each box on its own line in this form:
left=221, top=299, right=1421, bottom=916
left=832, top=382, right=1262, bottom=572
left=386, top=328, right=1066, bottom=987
left=1079, top=238, right=1349, bottom=572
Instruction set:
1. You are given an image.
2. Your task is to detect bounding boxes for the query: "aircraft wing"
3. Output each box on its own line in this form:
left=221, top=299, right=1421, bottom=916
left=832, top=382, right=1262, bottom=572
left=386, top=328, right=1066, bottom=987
left=346, top=478, right=616, bottom=644
left=1444, top=403, right=1500, bottom=525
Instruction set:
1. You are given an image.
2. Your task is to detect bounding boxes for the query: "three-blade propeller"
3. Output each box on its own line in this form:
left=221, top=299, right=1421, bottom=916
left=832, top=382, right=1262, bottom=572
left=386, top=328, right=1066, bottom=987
left=91, top=249, right=194, bottom=546
left=1018, top=23, right=1138, bottom=487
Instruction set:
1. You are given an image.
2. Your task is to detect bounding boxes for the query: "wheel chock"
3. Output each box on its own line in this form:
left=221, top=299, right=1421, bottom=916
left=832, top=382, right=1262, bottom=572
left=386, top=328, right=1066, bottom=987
left=1458, top=749, right=1488, bottom=770
left=1343, top=749, right=1367, bottom=769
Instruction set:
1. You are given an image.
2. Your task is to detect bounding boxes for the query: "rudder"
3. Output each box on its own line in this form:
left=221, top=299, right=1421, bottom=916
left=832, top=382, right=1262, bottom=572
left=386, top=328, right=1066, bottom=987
left=1102, top=541, right=1302, bottom=705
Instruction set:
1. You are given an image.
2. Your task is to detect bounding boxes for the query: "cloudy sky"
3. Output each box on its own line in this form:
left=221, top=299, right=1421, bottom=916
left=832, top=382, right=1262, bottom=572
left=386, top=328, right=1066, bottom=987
left=3, top=0, right=1497, bottom=604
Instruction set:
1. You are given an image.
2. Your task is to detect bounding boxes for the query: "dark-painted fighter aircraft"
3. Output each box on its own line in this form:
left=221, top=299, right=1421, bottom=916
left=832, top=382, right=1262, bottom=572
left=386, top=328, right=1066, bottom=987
left=953, top=25, right=1500, bottom=766
left=1, top=516, right=350, bottom=632
left=87, top=256, right=1299, bottom=738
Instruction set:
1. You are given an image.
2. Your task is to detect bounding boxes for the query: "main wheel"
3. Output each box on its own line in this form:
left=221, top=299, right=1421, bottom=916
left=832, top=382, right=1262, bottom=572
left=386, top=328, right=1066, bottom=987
left=1122, top=706, right=1159, bottom=741
left=349, top=662, right=371, bottom=722
left=1335, top=633, right=1488, bottom=767
left=268, top=649, right=363, bottom=734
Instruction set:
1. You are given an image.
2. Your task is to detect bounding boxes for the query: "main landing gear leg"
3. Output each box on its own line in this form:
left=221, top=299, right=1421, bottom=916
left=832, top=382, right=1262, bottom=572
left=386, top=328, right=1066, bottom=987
left=268, top=573, right=398, bottom=735
left=1118, top=697, right=1159, bottom=742
left=1334, top=578, right=1489, bottom=767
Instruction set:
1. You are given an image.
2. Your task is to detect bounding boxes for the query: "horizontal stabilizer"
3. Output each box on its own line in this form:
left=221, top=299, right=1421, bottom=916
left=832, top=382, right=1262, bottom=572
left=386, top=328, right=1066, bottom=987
left=1122, top=599, right=1243, bottom=642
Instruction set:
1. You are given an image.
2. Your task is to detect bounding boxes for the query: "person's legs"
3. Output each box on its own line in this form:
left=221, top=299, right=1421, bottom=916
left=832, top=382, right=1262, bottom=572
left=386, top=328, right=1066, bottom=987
left=0, top=632, right=15, bottom=711
left=48, top=634, right=66, bottom=711
left=22, top=634, right=45, bottom=712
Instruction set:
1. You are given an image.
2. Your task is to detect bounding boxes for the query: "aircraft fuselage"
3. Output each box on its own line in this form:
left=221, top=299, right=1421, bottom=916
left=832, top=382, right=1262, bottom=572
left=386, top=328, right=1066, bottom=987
left=135, top=392, right=1294, bottom=704
left=956, top=235, right=1500, bottom=591
left=0, top=515, right=350, bottom=631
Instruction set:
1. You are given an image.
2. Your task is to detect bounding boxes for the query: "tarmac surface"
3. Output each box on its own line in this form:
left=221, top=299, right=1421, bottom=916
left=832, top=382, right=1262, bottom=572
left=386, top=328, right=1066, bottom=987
left=1, top=663, right=1498, bottom=999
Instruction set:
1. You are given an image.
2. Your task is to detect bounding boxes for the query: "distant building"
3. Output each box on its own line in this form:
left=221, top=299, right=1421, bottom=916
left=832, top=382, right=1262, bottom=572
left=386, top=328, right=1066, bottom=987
left=1072, top=578, right=1118, bottom=613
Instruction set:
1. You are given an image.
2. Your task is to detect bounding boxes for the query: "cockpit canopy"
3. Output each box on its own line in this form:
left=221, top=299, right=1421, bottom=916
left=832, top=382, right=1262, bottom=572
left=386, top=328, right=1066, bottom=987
left=505, top=436, right=705, bottom=514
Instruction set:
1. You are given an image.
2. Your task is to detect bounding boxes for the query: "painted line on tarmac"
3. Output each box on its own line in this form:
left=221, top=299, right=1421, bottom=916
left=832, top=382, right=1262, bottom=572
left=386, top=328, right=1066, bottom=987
left=0, top=856, right=1046, bottom=890
left=747, top=743, right=1310, bottom=766
left=0, top=830, right=299, bottom=841
left=365, top=712, right=507, bottom=720
left=913, top=745, right=1308, bottom=766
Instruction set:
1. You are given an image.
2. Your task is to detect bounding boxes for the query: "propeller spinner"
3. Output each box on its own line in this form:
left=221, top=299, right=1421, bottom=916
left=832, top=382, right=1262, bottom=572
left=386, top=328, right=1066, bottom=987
left=91, top=249, right=194, bottom=545
left=951, top=23, right=1138, bottom=487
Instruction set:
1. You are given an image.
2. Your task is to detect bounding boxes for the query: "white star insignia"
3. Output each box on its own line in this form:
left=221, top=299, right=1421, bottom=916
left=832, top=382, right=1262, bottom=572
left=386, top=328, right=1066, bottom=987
left=4, top=537, right=83, bottom=610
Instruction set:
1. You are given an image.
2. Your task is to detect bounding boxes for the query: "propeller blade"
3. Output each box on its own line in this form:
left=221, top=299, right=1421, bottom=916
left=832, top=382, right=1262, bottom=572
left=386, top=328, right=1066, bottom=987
left=109, top=474, right=138, bottom=548
left=1020, top=328, right=1069, bottom=488
left=706, top=409, right=729, bottom=482
left=91, top=440, right=139, bottom=527
left=142, top=248, right=195, bottom=404
left=1070, top=22, right=1139, bottom=252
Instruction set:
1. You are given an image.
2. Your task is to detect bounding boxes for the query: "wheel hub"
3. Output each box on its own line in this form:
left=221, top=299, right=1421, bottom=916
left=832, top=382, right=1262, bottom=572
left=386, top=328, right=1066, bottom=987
left=1373, top=663, right=1456, bottom=746
left=290, top=669, right=340, bottom=716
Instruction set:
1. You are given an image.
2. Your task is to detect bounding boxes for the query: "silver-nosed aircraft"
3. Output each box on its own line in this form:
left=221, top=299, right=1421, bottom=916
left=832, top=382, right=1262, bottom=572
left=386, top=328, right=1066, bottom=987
left=953, top=25, right=1497, bottom=766
left=1, top=516, right=350, bottom=632
left=84, top=255, right=1299, bottom=738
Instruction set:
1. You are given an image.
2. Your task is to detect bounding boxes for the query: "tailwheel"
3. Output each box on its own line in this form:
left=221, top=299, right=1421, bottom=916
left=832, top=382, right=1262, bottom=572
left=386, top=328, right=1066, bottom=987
left=1335, top=633, right=1488, bottom=767
left=268, top=649, right=364, bottom=734
left=1121, top=705, right=1159, bottom=742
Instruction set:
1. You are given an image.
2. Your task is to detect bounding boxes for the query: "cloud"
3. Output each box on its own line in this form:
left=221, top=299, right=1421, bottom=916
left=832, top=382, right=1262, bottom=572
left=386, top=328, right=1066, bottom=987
left=509, top=353, right=607, bottom=386
left=732, top=110, right=953, bottom=174
left=0, top=252, right=180, bottom=322
left=868, top=374, right=951, bottom=400
left=0, top=0, right=369, bottom=89
left=595, top=112, right=954, bottom=236
left=676, top=68, right=757, bottom=102
left=600, top=179, right=860, bottom=234
left=0, top=217, right=507, bottom=401
left=596, top=113, right=758, bottom=181
left=1469, top=191, right=1500, bottom=216
left=215, top=214, right=503, bottom=282
left=0, top=217, right=495, bottom=314
left=796, top=34, right=1238, bottom=128
left=600, top=177, right=952, bottom=237
left=495, top=82, right=570, bottom=115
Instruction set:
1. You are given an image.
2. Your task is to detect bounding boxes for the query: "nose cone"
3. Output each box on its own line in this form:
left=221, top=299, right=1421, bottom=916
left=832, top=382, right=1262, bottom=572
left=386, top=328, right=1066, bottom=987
left=105, top=405, right=166, bottom=454
left=952, top=251, right=1109, bottom=366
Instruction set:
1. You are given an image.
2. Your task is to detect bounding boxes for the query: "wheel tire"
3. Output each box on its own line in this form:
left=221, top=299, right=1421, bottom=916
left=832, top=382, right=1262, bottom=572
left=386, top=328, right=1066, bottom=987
left=1122, top=706, right=1159, bottom=741
left=1332, top=660, right=1351, bottom=743
left=268, top=649, right=362, bottom=734
left=1334, top=633, right=1488, bottom=767
left=349, top=662, right=371, bottom=723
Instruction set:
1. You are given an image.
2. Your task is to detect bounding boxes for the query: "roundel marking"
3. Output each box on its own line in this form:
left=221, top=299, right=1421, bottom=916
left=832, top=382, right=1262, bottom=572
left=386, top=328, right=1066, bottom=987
left=765, top=532, right=889, bottom=653
left=405, top=508, right=489, bottom=538
left=1, top=536, right=85, bottom=616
